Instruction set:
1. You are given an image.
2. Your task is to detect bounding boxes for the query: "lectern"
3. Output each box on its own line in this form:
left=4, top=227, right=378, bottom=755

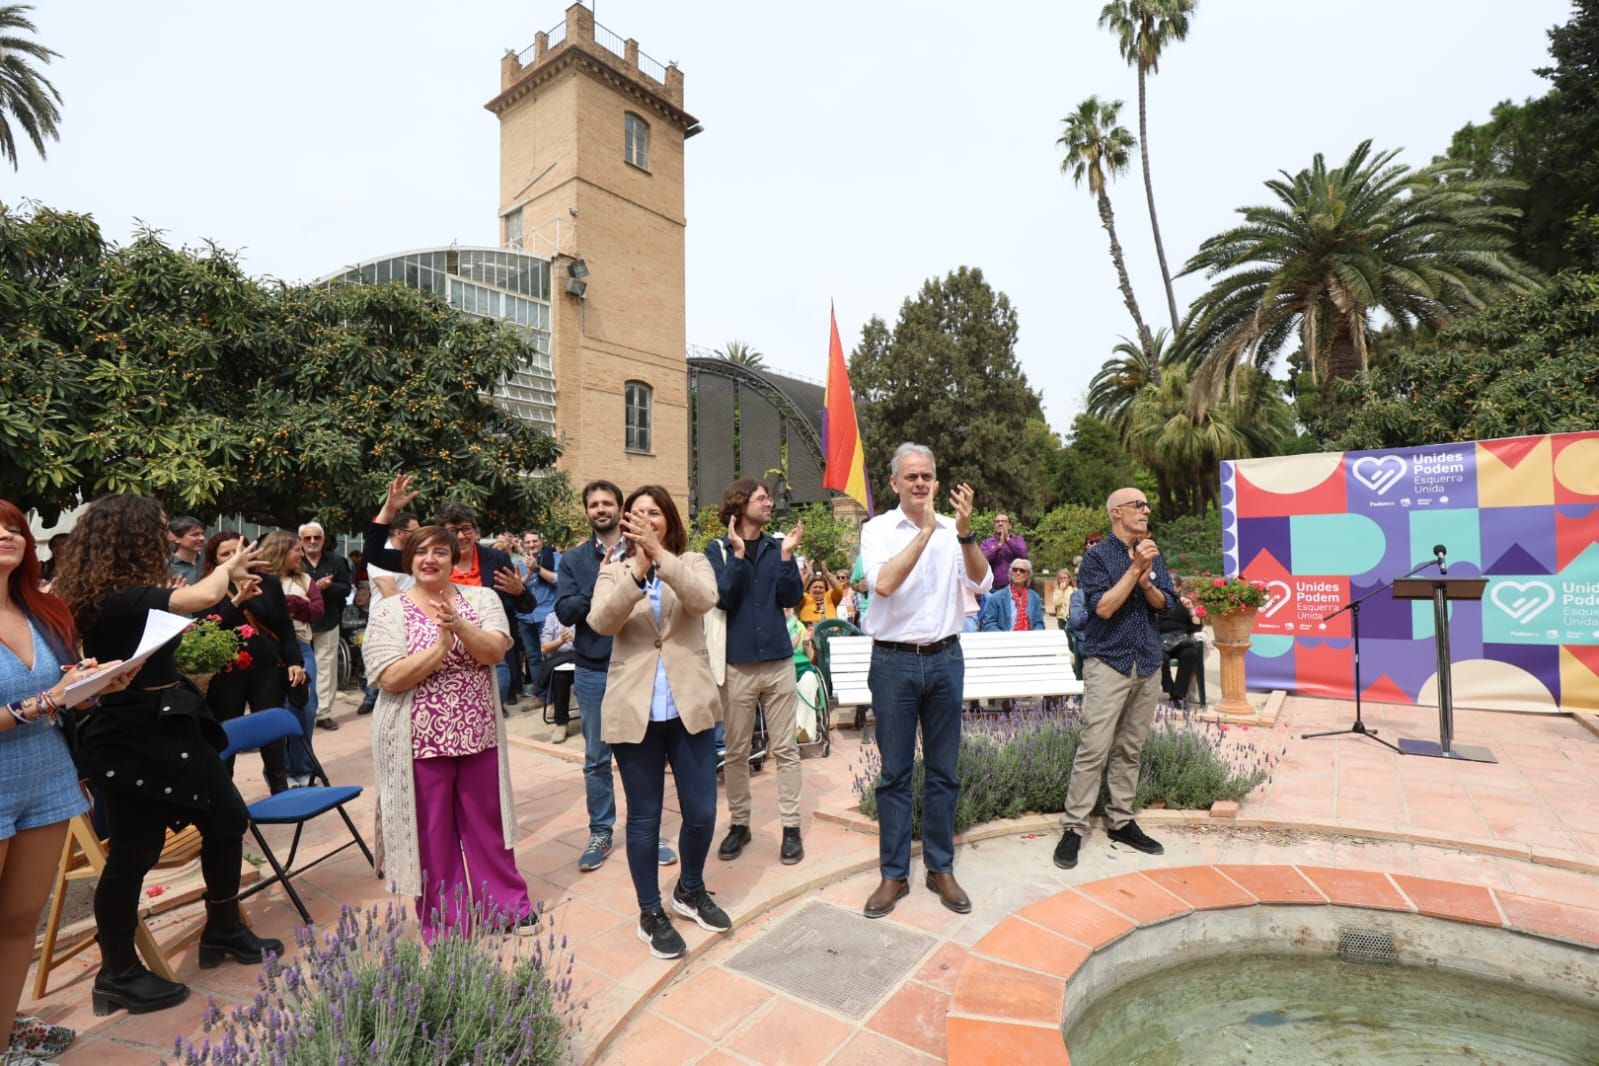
left=1392, top=577, right=1493, bottom=763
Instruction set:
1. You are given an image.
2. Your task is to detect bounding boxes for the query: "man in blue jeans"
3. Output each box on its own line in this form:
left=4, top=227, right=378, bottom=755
left=517, top=530, right=560, bottom=730
left=555, top=479, right=677, bottom=873
left=857, top=443, right=992, bottom=918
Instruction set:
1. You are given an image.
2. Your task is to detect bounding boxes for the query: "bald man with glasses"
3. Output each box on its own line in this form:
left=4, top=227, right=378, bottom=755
left=1054, top=488, right=1177, bottom=870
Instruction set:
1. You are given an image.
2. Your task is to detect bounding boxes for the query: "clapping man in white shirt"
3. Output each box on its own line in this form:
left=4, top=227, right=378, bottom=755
left=857, top=443, right=992, bottom=919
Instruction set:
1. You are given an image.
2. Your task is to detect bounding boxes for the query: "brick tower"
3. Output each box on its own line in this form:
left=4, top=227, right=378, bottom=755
left=487, top=3, right=701, bottom=503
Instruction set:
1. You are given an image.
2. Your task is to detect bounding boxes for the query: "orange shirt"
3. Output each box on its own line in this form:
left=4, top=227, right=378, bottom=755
left=452, top=549, right=482, bottom=589
left=797, top=587, right=842, bottom=624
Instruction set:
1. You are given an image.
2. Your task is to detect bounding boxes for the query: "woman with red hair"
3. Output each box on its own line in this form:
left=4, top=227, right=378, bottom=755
left=0, top=501, right=128, bottom=1063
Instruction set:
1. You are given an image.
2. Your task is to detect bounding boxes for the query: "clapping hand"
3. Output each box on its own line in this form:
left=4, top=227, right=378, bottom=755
left=781, top=520, right=804, bottom=559
left=492, top=565, right=523, bottom=596
left=949, top=483, right=976, bottom=537
left=1132, top=537, right=1159, bottom=575
left=620, top=511, right=663, bottom=561
left=727, top=518, right=746, bottom=559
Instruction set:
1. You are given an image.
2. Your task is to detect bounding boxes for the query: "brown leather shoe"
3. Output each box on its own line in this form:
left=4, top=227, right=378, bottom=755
left=925, top=871, right=972, bottom=914
left=863, top=878, right=909, bottom=919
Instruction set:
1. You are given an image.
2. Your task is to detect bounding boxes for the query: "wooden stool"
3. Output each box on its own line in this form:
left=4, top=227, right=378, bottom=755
left=32, top=813, right=195, bottom=997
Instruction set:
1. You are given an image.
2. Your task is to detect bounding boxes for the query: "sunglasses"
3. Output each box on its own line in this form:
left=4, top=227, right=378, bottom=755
left=1115, top=500, right=1152, bottom=512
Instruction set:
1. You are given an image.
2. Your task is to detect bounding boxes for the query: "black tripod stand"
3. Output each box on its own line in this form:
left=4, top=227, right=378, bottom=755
left=1300, top=559, right=1439, bottom=751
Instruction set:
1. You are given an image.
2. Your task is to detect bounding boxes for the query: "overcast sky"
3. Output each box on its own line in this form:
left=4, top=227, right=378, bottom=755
left=11, top=1, right=1569, bottom=435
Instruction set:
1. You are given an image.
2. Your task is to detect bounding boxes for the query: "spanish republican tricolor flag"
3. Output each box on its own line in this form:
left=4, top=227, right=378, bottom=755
left=821, top=306, right=873, bottom=515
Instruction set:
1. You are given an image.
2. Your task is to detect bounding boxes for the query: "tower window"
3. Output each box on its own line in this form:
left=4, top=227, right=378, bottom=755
left=624, top=112, right=650, bottom=171
left=504, top=206, right=523, bottom=249
left=625, top=380, right=653, bottom=453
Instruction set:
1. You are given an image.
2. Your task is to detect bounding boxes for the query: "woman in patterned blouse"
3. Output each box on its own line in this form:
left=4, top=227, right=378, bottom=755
left=364, top=525, right=535, bottom=943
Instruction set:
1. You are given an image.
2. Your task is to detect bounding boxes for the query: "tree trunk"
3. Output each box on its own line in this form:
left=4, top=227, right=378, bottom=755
left=1138, top=70, right=1181, bottom=337
left=1097, top=190, right=1157, bottom=371
left=1326, top=322, right=1363, bottom=381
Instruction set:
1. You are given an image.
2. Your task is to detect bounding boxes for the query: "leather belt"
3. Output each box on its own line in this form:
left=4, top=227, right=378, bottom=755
left=873, top=635, right=960, bottom=655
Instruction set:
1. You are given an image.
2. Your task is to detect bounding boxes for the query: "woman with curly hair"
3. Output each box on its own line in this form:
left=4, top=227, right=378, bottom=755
left=52, top=495, right=283, bottom=1017
left=200, top=531, right=310, bottom=795
left=254, top=530, right=323, bottom=787
left=0, top=500, right=129, bottom=1063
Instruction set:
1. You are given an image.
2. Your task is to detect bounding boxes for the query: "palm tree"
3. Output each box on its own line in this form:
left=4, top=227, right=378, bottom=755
left=1182, top=140, right=1541, bottom=410
left=1059, top=96, right=1155, bottom=362
left=1124, top=364, right=1290, bottom=517
left=1098, top=0, right=1196, bottom=336
left=717, top=339, right=765, bottom=369
left=0, top=4, right=61, bottom=170
left=1085, top=326, right=1186, bottom=431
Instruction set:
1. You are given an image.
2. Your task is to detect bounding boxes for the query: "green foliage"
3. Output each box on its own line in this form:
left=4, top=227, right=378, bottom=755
left=172, top=616, right=243, bottom=676
left=849, top=267, right=1047, bottom=520
left=1442, top=1, right=1599, bottom=274
left=1331, top=271, right=1599, bottom=449
left=0, top=203, right=565, bottom=529
left=715, top=339, right=765, bottom=368
left=686, top=506, right=727, bottom=554
left=1055, top=413, right=1143, bottom=511
left=1027, top=504, right=1108, bottom=573
left=1155, top=507, right=1222, bottom=576
left=1182, top=140, right=1543, bottom=409
left=854, top=709, right=1272, bottom=836
left=0, top=4, right=62, bottom=169
left=791, top=501, right=858, bottom=572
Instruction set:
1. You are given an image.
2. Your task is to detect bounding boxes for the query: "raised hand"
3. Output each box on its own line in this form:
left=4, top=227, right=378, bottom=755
left=621, top=511, right=663, bottom=561
left=727, top=518, right=746, bottom=559
left=381, top=474, right=420, bottom=521
left=781, top=520, right=804, bottom=559
left=949, top=483, right=975, bottom=536
left=492, top=565, right=523, bottom=596
left=225, top=540, right=265, bottom=578
left=231, top=573, right=262, bottom=606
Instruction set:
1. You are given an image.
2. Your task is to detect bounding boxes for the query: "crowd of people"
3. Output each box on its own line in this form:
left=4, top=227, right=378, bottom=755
left=0, top=448, right=1213, bottom=1062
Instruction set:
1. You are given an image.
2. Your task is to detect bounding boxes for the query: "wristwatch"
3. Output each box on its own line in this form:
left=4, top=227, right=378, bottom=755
left=956, top=532, right=976, bottom=544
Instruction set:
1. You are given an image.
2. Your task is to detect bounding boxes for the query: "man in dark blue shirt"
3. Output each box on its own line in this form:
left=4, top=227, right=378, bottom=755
left=706, top=480, right=806, bottom=866
left=1054, top=487, right=1177, bottom=870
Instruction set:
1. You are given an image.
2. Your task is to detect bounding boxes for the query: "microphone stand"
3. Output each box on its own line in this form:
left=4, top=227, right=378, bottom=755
left=1300, top=558, right=1440, bottom=751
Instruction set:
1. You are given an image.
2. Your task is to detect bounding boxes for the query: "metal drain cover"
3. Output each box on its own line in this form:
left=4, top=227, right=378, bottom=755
left=1338, top=925, right=1396, bottom=965
left=726, top=901, right=936, bottom=1017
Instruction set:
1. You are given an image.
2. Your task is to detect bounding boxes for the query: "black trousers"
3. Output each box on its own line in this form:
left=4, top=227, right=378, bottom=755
left=1162, top=639, right=1204, bottom=703
left=548, top=669, right=573, bottom=725
left=93, top=742, right=249, bottom=950
left=206, top=665, right=289, bottom=785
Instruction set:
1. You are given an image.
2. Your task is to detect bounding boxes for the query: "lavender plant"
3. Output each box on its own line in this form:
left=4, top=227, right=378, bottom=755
left=853, top=705, right=1279, bottom=837
left=175, top=894, right=585, bottom=1066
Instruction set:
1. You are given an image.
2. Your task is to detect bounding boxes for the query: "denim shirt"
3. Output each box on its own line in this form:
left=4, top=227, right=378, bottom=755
left=1079, top=535, right=1177, bottom=677
left=706, top=534, right=804, bottom=664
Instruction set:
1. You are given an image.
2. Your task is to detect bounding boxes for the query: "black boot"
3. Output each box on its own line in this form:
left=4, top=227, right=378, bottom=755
left=92, top=936, right=188, bottom=1016
left=266, top=772, right=289, bottom=795
left=198, top=895, right=284, bottom=968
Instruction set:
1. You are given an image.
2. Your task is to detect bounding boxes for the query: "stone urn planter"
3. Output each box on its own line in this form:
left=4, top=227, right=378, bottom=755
left=1210, top=607, right=1258, bottom=717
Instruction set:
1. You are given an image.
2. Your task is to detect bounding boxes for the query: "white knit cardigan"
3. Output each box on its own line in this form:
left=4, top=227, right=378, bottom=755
left=361, top=583, right=519, bottom=898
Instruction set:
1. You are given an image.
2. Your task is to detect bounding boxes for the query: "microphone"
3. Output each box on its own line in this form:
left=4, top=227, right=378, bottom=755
left=1433, top=544, right=1447, bottom=575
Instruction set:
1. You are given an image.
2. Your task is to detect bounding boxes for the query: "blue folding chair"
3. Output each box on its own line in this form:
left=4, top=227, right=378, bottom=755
left=218, top=708, right=375, bottom=924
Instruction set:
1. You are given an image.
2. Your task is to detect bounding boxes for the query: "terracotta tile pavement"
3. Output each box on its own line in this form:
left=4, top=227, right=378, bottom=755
left=19, top=694, right=1599, bottom=1064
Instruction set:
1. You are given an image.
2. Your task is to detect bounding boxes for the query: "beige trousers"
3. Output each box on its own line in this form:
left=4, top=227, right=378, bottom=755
left=311, top=627, right=340, bottom=720
left=1061, top=656, right=1161, bottom=833
left=722, top=658, right=802, bottom=828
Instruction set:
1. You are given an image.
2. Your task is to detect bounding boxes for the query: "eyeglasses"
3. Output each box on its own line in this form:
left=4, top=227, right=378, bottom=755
left=1115, top=500, right=1152, bottom=512
left=443, top=524, right=477, bottom=535
left=1010, top=567, right=1030, bottom=573
left=300, top=534, right=323, bottom=542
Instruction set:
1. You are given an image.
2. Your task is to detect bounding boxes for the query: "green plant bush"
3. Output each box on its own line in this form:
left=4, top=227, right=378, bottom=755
left=853, top=707, right=1275, bottom=837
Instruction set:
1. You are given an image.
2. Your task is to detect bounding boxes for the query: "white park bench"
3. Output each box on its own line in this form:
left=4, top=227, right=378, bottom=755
left=822, top=630, right=1085, bottom=732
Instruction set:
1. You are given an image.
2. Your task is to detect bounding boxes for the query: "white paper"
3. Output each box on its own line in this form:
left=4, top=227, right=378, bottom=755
left=64, top=609, right=194, bottom=703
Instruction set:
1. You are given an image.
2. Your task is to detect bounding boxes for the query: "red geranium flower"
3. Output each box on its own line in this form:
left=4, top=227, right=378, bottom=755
left=231, top=650, right=254, bottom=671
left=238, top=623, right=257, bottom=640
left=1212, top=578, right=1227, bottom=587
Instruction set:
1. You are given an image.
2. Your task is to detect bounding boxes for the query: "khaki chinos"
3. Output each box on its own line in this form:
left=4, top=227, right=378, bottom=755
left=722, top=658, right=802, bottom=828
left=1061, top=656, right=1162, bottom=833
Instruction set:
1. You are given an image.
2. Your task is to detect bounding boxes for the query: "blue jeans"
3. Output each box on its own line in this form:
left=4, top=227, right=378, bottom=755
left=285, top=641, right=319, bottom=778
left=612, top=717, right=718, bottom=911
left=868, top=641, right=964, bottom=880
left=573, top=666, right=615, bottom=836
left=518, top=619, right=546, bottom=698
left=495, top=660, right=511, bottom=704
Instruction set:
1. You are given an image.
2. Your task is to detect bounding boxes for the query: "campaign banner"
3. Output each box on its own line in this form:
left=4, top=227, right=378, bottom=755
left=1220, top=432, right=1599, bottom=712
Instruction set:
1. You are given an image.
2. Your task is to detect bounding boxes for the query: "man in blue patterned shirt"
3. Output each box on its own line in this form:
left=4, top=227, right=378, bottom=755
left=1054, top=488, right=1177, bottom=869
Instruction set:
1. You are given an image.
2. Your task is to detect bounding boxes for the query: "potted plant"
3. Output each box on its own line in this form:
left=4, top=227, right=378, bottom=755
left=1189, top=575, right=1270, bottom=716
left=173, top=615, right=250, bottom=694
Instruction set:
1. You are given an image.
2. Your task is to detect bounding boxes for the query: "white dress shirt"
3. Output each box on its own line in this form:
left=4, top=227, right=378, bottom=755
left=860, top=507, right=993, bottom=644
left=366, top=560, right=414, bottom=616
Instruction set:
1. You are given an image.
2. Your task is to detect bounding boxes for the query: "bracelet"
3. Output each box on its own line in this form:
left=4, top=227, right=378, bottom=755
left=6, top=701, right=29, bottom=726
left=37, top=688, right=61, bottom=722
